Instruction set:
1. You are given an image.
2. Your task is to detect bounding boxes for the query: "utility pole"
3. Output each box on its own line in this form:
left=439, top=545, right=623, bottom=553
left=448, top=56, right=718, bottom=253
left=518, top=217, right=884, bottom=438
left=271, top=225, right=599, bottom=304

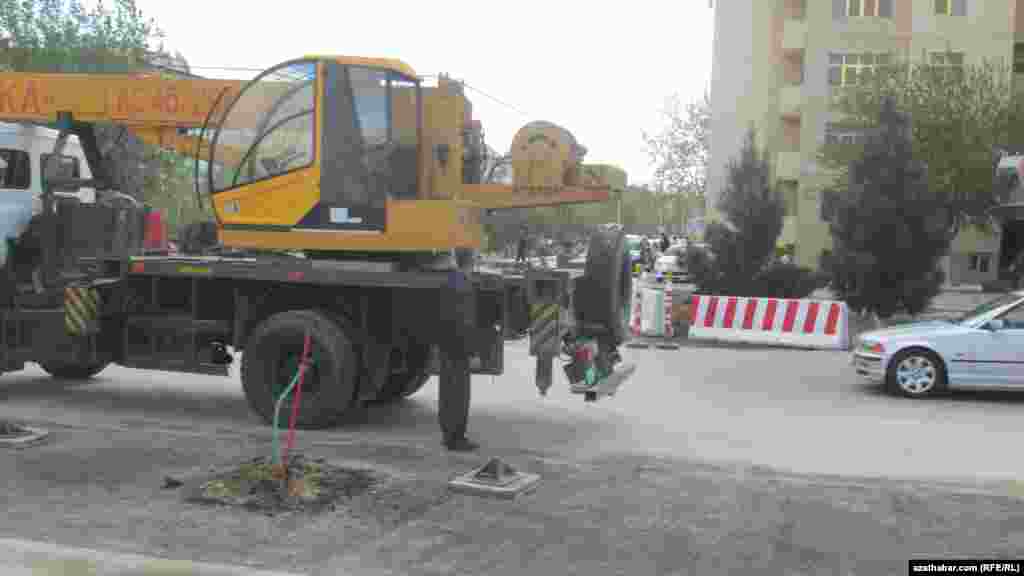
left=658, top=182, right=665, bottom=230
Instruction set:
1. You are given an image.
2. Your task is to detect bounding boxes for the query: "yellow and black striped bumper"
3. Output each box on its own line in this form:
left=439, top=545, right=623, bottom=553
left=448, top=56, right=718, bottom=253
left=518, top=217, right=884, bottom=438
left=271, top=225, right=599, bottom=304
left=64, top=286, right=101, bottom=336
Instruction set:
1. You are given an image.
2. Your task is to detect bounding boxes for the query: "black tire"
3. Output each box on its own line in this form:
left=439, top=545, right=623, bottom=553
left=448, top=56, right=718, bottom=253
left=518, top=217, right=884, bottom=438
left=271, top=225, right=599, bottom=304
left=39, top=361, right=109, bottom=380
left=373, top=343, right=431, bottom=403
left=578, top=228, right=631, bottom=345
left=885, top=348, right=947, bottom=398
left=241, top=310, right=358, bottom=429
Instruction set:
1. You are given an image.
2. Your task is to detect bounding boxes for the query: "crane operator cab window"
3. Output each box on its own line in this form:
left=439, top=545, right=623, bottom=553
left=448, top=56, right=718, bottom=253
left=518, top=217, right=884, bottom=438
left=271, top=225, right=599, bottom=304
left=208, top=59, right=421, bottom=233
left=319, top=62, right=420, bottom=231
left=208, top=59, right=318, bottom=222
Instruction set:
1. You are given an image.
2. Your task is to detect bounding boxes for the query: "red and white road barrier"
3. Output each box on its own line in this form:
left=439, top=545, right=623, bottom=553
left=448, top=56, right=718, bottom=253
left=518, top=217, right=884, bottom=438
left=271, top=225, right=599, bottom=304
left=627, top=276, right=681, bottom=349
left=688, top=295, right=849, bottom=350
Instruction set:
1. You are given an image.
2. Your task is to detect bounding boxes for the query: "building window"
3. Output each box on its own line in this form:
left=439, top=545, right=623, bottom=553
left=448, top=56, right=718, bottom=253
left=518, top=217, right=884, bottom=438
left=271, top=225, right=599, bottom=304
left=779, top=180, right=799, bottom=217
left=834, top=0, right=892, bottom=18
left=825, top=123, right=868, bottom=146
left=0, top=149, right=30, bottom=190
left=820, top=189, right=838, bottom=223
left=928, top=51, right=964, bottom=81
left=844, top=0, right=892, bottom=17
left=935, top=0, right=967, bottom=16
left=828, top=52, right=892, bottom=86
left=1014, top=43, right=1024, bottom=74
left=969, top=252, right=991, bottom=273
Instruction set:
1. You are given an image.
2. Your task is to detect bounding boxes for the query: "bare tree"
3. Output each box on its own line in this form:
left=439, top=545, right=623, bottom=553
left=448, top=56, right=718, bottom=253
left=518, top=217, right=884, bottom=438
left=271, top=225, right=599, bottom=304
left=642, top=92, right=710, bottom=230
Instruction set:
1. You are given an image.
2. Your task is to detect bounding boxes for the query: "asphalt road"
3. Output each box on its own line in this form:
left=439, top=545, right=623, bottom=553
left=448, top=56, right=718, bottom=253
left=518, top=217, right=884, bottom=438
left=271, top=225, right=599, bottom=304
left=4, top=331, right=1024, bottom=573
left=2, top=335, right=1023, bottom=486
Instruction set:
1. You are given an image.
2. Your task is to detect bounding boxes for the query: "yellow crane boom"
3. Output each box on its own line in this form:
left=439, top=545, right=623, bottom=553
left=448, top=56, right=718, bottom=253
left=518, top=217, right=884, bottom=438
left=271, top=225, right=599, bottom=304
left=0, top=57, right=624, bottom=253
left=0, top=71, right=243, bottom=157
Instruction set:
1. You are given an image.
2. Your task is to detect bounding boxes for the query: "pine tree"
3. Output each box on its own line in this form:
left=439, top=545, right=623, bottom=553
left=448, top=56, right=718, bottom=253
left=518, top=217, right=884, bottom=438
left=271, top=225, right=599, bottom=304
left=691, top=128, right=786, bottom=295
left=828, top=98, right=951, bottom=319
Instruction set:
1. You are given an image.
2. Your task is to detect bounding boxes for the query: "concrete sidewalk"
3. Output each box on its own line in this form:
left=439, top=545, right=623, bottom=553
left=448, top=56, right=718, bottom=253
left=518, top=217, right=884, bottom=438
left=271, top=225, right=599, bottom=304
left=0, top=538, right=307, bottom=576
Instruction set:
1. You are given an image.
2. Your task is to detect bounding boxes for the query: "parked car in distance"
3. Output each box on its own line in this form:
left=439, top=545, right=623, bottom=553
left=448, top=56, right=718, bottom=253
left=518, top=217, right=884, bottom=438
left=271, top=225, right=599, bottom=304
left=852, top=291, right=1024, bottom=398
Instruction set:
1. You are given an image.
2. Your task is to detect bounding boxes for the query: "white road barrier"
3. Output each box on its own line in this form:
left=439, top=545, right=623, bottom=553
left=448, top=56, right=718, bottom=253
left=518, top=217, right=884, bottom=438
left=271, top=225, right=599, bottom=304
left=688, top=295, right=849, bottom=350
left=627, top=275, right=682, bottom=349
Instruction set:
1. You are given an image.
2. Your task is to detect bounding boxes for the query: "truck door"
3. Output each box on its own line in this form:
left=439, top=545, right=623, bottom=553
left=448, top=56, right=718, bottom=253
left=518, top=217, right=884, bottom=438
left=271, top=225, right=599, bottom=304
left=316, top=63, right=400, bottom=232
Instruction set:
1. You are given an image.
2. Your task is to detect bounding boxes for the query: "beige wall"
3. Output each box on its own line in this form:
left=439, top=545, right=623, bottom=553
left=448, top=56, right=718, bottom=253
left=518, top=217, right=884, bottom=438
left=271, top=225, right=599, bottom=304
left=709, top=0, right=1016, bottom=273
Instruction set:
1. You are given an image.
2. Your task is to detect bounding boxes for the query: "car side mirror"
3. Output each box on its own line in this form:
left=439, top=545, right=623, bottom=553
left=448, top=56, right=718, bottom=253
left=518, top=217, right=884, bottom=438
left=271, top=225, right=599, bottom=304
left=987, top=318, right=1006, bottom=331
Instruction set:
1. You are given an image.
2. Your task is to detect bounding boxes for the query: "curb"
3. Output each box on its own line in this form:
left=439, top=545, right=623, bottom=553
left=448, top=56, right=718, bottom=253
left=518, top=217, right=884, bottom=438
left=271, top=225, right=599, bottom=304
left=0, top=537, right=307, bottom=576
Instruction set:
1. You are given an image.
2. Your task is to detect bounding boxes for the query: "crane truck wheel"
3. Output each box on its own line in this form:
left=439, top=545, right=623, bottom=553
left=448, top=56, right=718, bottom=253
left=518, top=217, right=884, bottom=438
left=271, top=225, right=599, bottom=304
left=241, top=310, right=358, bottom=429
left=39, top=361, right=110, bottom=380
left=372, top=344, right=431, bottom=403
left=578, top=228, right=631, bottom=345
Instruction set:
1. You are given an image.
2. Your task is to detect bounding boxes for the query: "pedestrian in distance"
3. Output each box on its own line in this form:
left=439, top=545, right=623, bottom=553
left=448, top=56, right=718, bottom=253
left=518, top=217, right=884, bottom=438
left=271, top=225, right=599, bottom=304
left=516, top=225, right=528, bottom=264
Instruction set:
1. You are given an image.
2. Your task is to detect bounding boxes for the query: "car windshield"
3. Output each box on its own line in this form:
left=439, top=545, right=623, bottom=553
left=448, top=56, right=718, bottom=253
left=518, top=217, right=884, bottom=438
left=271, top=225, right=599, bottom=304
left=954, top=293, right=1024, bottom=324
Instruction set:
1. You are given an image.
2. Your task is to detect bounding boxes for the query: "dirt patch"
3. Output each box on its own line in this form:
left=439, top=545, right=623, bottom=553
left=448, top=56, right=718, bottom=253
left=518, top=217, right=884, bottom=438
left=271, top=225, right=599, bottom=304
left=183, top=453, right=377, bottom=516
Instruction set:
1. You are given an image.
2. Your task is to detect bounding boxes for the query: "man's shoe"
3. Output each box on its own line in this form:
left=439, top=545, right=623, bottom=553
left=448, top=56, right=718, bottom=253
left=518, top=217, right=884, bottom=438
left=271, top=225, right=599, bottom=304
left=443, top=436, right=479, bottom=452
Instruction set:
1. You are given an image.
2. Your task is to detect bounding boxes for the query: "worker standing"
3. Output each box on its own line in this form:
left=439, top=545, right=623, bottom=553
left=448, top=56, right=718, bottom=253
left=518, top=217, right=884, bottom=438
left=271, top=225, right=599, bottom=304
left=516, top=225, right=528, bottom=264
left=660, top=231, right=670, bottom=253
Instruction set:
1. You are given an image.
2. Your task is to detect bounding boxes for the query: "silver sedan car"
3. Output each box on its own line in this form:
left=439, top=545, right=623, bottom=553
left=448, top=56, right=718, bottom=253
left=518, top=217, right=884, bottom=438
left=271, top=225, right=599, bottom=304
left=852, top=292, right=1024, bottom=398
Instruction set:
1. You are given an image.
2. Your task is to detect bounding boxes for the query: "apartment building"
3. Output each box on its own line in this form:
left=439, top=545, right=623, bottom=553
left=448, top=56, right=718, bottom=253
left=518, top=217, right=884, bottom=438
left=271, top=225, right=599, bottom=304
left=708, top=0, right=1024, bottom=285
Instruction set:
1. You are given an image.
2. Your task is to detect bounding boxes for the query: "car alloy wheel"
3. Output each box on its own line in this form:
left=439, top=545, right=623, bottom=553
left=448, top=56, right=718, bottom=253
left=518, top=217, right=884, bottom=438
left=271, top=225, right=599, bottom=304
left=894, top=353, right=939, bottom=396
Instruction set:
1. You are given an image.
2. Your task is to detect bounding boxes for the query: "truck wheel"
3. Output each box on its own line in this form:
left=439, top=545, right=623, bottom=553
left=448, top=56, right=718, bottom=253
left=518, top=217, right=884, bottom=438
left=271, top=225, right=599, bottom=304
left=579, top=228, right=631, bottom=345
left=39, top=361, right=109, bottom=380
left=373, top=344, right=431, bottom=403
left=241, top=310, right=358, bottom=429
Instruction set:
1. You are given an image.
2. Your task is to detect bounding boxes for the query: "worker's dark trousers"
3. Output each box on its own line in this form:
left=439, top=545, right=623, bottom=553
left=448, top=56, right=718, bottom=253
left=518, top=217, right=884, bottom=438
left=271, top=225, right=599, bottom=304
left=438, top=270, right=475, bottom=445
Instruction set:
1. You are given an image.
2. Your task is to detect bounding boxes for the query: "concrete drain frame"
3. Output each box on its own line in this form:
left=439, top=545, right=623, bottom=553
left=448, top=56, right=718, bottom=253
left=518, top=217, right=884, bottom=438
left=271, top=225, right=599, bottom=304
left=448, top=457, right=540, bottom=499
left=0, top=421, right=50, bottom=447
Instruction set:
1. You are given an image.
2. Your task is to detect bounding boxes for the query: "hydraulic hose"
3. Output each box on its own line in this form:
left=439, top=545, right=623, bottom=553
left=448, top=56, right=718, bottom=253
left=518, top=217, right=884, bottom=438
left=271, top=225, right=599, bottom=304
left=271, top=332, right=313, bottom=467
left=284, top=333, right=312, bottom=464
left=271, top=371, right=300, bottom=468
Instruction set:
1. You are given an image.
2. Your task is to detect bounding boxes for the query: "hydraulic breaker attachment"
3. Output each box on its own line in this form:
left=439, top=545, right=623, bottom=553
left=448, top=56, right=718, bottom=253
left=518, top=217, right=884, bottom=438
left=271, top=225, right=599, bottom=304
left=525, top=226, right=636, bottom=400
left=561, top=330, right=634, bottom=402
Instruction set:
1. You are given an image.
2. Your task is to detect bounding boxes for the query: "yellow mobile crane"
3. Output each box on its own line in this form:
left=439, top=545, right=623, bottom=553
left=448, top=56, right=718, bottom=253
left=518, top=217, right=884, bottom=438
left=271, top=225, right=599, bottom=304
left=0, top=56, right=633, bottom=450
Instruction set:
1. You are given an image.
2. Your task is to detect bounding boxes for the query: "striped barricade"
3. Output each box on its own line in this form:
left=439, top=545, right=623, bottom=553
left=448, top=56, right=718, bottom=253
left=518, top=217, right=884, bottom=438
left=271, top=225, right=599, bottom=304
left=627, top=277, right=680, bottom=350
left=688, top=295, right=849, bottom=350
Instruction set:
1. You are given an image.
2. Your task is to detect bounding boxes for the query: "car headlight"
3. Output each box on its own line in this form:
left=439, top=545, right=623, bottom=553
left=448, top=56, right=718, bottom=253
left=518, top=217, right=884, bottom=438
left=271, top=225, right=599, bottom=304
left=859, top=339, right=884, bottom=354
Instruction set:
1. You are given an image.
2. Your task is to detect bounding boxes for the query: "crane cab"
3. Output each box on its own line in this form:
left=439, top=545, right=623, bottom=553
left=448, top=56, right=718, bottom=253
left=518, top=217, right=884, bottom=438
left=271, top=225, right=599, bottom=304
left=205, top=57, right=483, bottom=254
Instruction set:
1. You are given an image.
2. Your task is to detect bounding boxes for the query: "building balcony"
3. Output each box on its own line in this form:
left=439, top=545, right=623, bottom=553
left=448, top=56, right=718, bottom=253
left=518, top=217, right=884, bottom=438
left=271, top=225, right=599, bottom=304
left=779, top=84, right=802, bottom=119
left=776, top=151, right=802, bottom=180
left=782, top=19, right=807, bottom=51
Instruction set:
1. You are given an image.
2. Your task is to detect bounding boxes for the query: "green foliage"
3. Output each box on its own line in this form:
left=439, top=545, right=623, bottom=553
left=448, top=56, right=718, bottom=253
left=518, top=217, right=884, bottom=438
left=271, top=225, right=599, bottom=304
left=686, top=244, right=817, bottom=299
left=142, top=150, right=213, bottom=240
left=823, top=57, right=1020, bottom=233
left=0, top=0, right=161, bottom=71
left=690, top=129, right=788, bottom=296
left=827, top=98, right=951, bottom=319
left=751, top=263, right=819, bottom=299
left=0, top=1, right=210, bottom=232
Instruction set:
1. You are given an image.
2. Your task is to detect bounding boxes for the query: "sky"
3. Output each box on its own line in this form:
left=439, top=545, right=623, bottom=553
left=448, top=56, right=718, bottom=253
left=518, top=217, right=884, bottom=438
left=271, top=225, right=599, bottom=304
left=132, top=0, right=714, bottom=187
